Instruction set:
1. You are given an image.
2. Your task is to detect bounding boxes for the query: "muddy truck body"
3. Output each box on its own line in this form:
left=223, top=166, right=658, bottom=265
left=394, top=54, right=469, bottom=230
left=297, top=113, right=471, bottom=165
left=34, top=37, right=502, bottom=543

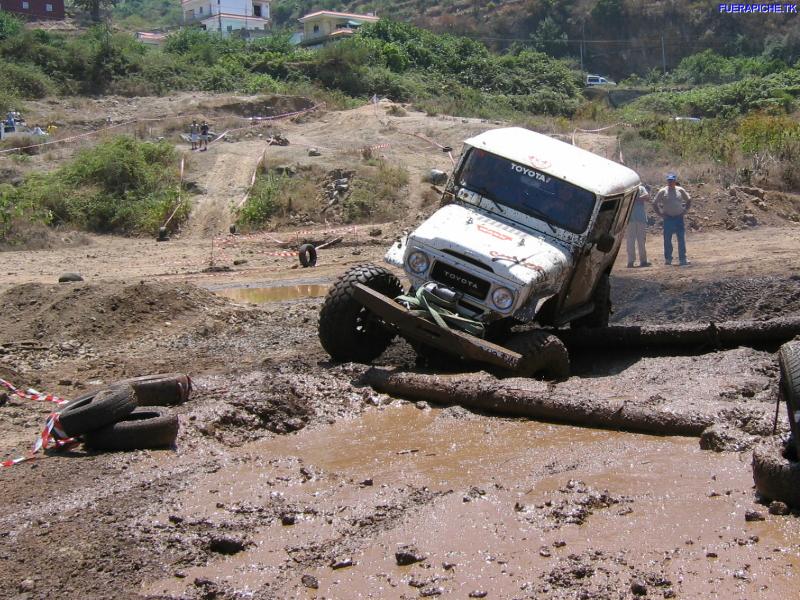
left=318, top=127, right=641, bottom=377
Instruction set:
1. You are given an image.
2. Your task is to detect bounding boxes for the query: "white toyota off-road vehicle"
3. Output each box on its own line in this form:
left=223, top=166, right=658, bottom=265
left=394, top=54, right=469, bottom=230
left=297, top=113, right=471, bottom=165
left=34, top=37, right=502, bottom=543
left=318, top=127, right=641, bottom=378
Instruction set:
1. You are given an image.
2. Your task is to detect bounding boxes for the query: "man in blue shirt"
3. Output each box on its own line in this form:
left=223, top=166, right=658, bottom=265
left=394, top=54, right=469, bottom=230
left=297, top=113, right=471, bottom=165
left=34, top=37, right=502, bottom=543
left=626, top=184, right=651, bottom=268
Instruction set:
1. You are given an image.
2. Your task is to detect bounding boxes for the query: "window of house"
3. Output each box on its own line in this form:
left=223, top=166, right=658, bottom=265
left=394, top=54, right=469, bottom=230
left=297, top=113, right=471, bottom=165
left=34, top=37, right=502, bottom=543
left=45, top=3, right=53, bottom=11
left=21, top=1, right=29, bottom=8
left=313, top=24, right=319, bottom=33
left=253, top=3, right=261, bottom=17
left=227, top=25, right=232, bottom=32
left=199, top=6, right=203, bottom=13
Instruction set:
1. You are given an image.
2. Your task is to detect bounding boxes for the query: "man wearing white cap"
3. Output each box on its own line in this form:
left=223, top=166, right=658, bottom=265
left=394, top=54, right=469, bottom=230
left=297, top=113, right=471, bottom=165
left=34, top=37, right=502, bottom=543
left=626, top=184, right=651, bottom=268
left=653, top=173, right=691, bottom=266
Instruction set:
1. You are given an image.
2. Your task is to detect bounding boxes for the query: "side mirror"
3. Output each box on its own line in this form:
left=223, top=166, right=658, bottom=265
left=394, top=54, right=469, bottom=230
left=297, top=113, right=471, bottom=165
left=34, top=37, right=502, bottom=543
left=595, top=232, right=615, bottom=253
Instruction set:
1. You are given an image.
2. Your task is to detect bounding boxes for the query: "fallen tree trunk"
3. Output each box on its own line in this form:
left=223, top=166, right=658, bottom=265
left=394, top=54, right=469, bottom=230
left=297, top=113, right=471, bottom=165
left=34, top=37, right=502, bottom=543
left=362, top=369, right=773, bottom=437
left=553, top=316, right=800, bottom=351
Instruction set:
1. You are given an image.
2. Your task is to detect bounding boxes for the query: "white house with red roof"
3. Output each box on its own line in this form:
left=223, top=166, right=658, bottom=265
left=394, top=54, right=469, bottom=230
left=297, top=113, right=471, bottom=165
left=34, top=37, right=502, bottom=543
left=181, top=0, right=270, bottom=36
left=297, top=10, right=378, bottom=46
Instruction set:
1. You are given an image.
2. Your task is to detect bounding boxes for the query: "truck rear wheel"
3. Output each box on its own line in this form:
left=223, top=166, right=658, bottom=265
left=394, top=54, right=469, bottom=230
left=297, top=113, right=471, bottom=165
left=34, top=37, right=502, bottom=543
left=319, top=263, right=403, bottom=363
left=504, top=330, right=569, bottom=381
left=571, top=274, right=611, bottom=328
left=779, top=341, right=800, bottom=458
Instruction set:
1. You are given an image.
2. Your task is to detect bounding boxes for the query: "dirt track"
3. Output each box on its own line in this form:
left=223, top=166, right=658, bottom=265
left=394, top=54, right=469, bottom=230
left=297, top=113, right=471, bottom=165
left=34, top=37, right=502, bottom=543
left=1, top=98, right=800, bottom=599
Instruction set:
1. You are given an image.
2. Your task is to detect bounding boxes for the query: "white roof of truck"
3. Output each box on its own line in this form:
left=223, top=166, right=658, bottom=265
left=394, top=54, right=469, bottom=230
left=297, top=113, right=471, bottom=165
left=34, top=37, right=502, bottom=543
left=463, top=127, right=640, bottom=197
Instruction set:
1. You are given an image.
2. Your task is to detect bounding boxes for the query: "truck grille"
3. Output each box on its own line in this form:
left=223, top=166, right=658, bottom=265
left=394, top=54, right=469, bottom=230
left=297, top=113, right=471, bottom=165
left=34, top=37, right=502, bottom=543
left=430, top=261, right=491, bottom=300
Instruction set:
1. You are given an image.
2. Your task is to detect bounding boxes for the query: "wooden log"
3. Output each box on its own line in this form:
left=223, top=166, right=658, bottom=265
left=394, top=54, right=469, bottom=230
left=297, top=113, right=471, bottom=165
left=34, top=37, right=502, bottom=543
left=362, top=369, right=772, bottom=437
left=552, top=316, right=800, bottom=351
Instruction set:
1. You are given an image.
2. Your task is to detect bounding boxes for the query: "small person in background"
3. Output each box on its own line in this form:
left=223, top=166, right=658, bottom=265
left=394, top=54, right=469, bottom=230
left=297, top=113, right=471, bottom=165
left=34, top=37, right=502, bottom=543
left=189, top=120, right=199, bottom=151
left=626, top=184, right=651, bottom=268
left=653, top=173, right=692, bottom=266
left=46, top=123, right=57, bottom=135
left=200, top=121, right=210, bottom=151
left=31, top=124, right=47, bottom=137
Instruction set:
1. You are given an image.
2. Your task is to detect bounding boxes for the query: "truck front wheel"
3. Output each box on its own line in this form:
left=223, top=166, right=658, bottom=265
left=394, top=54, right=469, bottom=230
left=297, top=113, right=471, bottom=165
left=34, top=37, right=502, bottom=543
left=504, top=330, right=570, bottom=381
left=318, top=263, right=403, bottom=363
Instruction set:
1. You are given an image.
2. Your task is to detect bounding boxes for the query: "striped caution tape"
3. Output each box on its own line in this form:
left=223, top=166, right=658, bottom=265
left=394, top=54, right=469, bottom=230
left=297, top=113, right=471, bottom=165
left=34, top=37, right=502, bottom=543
left=0, top=377, right=68, bottom=405
left=1, top=412, right=78, bottom=468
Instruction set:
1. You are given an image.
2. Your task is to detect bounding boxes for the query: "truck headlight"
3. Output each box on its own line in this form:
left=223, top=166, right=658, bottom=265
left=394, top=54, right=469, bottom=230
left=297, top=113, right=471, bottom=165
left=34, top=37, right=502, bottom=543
left=492, top=287, right=514, bottom=310
left=407, top=251, right=430, bottom=275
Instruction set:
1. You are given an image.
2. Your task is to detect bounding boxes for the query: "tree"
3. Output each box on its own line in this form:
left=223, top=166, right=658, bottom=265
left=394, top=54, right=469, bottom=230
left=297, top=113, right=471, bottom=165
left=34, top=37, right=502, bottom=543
left=529, top=16, right=568, bottom=58
left=73, top=0, right=117, bottom=23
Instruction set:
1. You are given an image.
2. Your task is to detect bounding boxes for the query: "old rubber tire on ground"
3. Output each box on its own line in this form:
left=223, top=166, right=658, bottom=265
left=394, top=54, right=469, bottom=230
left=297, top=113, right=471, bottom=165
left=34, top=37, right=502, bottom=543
left=298, top=244, right=317, bottom=268
left=504, top=330, right=570, bottom=381
left=752, top=436, right=800, bottom=508
left=122, top=373, right=192, bottom=406
left=58, top=385, right=137, bottom=437
left=779, top=341, right=800, bottom=457
left=83, top=407, right=179, bottom=451
left=319, top=263, right=403, bottom=363
left=571, top=274, right=611, bottom=328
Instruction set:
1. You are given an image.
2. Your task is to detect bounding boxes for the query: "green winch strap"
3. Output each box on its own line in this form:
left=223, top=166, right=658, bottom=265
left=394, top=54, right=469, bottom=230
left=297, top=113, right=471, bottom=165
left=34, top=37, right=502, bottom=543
left=396, top=287, right=485, bottom=337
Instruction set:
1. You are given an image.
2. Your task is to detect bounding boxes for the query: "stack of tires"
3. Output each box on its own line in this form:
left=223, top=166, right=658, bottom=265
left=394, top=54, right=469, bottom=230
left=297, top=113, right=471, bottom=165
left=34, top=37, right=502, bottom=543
left=57, top=374, right=190, bottom=452
left=752, top=341, right=800, bottom=507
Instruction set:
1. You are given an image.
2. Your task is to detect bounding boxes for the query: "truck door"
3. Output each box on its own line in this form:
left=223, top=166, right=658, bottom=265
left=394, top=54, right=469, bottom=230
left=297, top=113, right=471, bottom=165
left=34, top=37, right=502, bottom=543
left=559, top=190, right=633, bottom=312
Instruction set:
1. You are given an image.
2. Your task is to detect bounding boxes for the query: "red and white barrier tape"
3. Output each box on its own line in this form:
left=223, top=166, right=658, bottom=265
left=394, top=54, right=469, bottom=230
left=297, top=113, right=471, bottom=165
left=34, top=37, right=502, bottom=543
left=0, top=104, right=324, bottom=156
left=2, top=412, right=78, bottom=468
left=0, top=377, right=68, bottom=405
left=571, top=123, right=629, bottom=146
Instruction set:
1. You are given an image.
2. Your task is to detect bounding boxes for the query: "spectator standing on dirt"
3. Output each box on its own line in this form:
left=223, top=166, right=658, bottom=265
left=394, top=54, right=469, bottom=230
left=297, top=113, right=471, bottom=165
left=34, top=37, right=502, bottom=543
left=626, top=184, right=651, bottom=268
left=653, top=173, right=691, bottom=266
left=189, top=120, right=199, bottom=151
left=200, top=121, right=210, bottom=151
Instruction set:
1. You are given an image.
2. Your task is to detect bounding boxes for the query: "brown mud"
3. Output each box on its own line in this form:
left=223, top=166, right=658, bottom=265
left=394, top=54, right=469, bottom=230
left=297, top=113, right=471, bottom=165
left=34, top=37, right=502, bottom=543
left=1, top=99, right=799, bottom=599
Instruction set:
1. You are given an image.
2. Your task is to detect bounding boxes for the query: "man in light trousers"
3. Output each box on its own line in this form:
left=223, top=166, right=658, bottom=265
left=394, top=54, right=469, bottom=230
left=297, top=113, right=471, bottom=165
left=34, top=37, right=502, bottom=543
left=626, top=184, right=651, bottom=268
left=653, top=173, right=691, bottom=266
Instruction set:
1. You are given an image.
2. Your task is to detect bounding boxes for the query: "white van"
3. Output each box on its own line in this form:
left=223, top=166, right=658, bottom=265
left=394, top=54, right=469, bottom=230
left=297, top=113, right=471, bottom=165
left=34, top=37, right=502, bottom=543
left=586, top=74, right=615, bottom=86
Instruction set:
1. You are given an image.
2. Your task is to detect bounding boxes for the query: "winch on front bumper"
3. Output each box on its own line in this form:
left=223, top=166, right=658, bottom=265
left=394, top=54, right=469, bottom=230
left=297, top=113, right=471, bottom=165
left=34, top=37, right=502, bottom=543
left=351, top=283, right=522, bottom=370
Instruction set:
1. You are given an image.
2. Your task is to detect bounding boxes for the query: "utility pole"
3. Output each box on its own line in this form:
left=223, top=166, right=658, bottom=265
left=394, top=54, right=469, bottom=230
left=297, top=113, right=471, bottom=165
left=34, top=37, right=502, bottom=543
left=661, top=35, right=667, bottom=75
left=580, top=20, right=585, bottom=71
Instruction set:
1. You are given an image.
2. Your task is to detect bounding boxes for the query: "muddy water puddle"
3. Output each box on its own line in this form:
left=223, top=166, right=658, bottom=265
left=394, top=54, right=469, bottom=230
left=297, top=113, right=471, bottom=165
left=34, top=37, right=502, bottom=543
left=146, top=406, right=800, bottom=598
left=215, top=283, right=329, bottom=303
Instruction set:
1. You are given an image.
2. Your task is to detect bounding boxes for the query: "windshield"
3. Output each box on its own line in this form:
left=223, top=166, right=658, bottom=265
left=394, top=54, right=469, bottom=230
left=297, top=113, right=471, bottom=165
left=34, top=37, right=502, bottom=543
left=456, top=148, right=596, bottom=233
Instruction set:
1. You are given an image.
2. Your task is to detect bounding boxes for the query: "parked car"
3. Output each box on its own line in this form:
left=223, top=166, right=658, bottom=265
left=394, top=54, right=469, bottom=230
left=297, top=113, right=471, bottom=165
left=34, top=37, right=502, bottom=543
left=586, top=74, right=616, bottom=86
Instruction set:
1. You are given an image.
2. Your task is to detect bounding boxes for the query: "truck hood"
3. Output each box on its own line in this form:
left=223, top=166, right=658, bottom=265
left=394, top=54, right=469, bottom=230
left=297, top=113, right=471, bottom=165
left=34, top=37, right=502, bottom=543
left=409, top=204, right=573, bottom=289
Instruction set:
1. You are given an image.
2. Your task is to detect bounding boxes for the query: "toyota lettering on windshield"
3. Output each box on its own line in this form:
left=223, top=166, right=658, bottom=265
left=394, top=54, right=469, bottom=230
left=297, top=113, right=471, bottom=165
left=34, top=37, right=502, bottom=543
left=457, top=148, right=596, bottom=234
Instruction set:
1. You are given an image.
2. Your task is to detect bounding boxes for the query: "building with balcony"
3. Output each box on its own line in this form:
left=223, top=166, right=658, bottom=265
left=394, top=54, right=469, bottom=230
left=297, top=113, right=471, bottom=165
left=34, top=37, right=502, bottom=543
left=296, top=10, right=378, bottom=47
left=181, top=0, right=270, bottom=36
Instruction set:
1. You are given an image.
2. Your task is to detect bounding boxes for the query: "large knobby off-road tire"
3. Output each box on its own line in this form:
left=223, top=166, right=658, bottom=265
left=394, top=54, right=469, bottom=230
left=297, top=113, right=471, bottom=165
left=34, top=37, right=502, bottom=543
left=752, top=436, right=800, bottom=508
left=318, top=263, right=403, bottom=363
left=58, top=385, right=137, bottom=437
left=504, top=330, right=570, bottom=381
left=571, top=274, right=611, bottom=329
left=779, top=341, right=800, bottom=457
left=83, top=407, right=179, bottom=451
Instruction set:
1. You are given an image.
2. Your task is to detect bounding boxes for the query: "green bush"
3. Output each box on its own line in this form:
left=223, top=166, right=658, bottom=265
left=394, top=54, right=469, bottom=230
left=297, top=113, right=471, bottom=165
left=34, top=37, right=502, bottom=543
left=0, top=62, right=56, bottom=98
left=5, top=136, right=184, bottom=235
left=237, top=173, right=285, bottom=227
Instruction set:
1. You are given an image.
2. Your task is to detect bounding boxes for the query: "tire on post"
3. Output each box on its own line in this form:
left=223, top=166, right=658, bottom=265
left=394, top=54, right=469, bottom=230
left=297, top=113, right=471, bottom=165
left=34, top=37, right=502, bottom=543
left=571, top=274, right=611, bottom=329
left=298, top=243, right=317, bottom=268
left=83, top=407, right=179, bottom=451
left=58, top=385, right=137, bottom=437
left=504, top=329, right=570, bottom=381
left=318, top=263, right=403, bottom=363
